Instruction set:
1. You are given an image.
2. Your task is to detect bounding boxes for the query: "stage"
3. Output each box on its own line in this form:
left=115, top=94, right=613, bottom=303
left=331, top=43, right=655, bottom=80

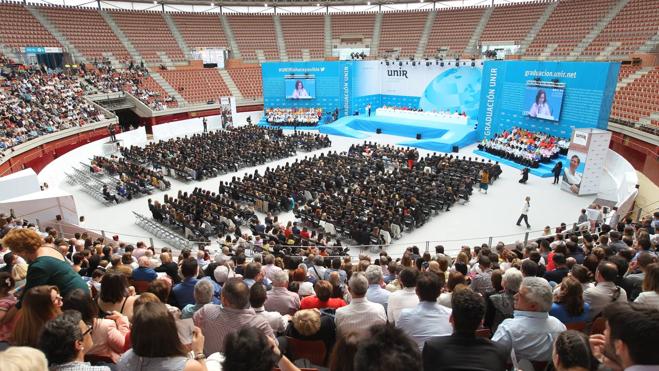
left=317, top=115, right=477, bottom=152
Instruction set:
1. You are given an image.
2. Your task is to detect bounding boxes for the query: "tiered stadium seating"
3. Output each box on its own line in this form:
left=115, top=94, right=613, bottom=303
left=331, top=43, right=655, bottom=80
left=425, top=7, right=485, bottom=57
left=108, top=10, right=186, bottom=64
left=227, top=67, right=263, bottom=98
left=39, top=6, right=130, bottom=61
left=378, top=11, right=427, bottom=58
left=610, top=67, right=659, bottom=124
left=581, top=0, right=659, bottom=59
left=525, top=0, right=616, bottom=57
left=280, top=15, right=325, bottom=60
left=617, top=64, right=641, bottom=81
left=159, top=69, right=231, bottom=103
left=480, top=3, right=548, bottom=44
left=142, top=74, right=179, bottom=108
left=169, top=12, right=228, bottom=49
left=226, top=15, right=279, bottom=62
left=0, top=4, right=61, bottom=48
left=331, top=13, right=376, bottom=44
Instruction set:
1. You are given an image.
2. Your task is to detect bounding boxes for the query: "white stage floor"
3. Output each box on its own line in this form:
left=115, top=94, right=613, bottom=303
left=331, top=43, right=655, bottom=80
left=38, top=126, right=610, bottom=257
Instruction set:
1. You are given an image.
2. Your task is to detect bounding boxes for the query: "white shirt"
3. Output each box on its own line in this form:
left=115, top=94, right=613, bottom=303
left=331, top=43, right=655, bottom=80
left=635, top=291, right=659, bottom=308
left=387, top=287, right=419, bottom=324
left=396, top=301, right=452, bottom=349
left=521, top=201, right=530, bottom=214
left=335, top=297, right=387, bottom=338
left=253, top=306, right=288, bottom=334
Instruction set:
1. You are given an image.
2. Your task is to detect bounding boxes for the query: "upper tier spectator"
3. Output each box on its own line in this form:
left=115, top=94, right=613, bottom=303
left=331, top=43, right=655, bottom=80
left=193, top=278, right=274, bottom=354
left=492, top=277, right=566, bottom=362
left=423, top=288, right=508, bottom=371
left=299, top=280, right=347, bottom=310
left=397, top=271, right=452, bottom=349
left=249, top=282, right=287, bottom=334
left=118, top=302, right=206, bottom=371
left=485, top=267, right=522, bottom=332
left=353, top=324, right=421, bottom=371
left=584, top=261, right=627, bottom=321
left=2, top=228, right=89, bottom=308
left=365, top=265, right=390, bottom=312
left=387, top=267, right=419, bottom=324
left=590, top=302, right=659, bottom=369
left=12, top=285, right=63, bottom=348
left=172, top=258, right=199, bottom=309
left=550, top=276, right=590, bottom=325
left=0, top=346, right=48, bottom=371
left=335, top=272, right=386, bottom=338
left=181, top=279, right=215, bottom=320
left=39, top=310, right=110, bottom=371
left=265, top=270, right=300, bottom=316
left=96, top=271, right=138, bottom=320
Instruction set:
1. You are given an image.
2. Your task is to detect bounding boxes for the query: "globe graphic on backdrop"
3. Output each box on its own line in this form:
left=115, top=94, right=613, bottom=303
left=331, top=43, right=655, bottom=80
left=418, top=67, right=482, bottom=120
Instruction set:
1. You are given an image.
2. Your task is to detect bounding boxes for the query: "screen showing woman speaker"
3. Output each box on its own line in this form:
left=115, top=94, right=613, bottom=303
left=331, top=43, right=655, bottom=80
left=523, top=85, right=564, bottom=122
left=561, top=150, right=587, bottom=195
left=285, top=77, right=316, bottom=100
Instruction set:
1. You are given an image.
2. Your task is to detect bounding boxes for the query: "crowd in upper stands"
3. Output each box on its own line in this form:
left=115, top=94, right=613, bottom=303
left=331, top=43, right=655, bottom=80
left=0, top=55, right=105, bottom=151
left=478, top=127, right=570, bottom=168
left=81, top=59, right=176, bottom=111
left=0, top=207, right=657, bottom=371
left=265, top=108, right=323, bottom=126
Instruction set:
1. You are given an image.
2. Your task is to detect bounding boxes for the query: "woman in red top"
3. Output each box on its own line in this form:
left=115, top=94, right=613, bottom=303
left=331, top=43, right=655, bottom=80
left=300, top=280, right=347, bottom=310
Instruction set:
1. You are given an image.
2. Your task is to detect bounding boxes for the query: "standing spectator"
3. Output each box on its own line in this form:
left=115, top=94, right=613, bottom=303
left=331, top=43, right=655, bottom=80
left=39, top=310, right=110, bottom=371
left=193, top=279, right=274, bottom=354
left=584, top=261, right=627, bottom=321
left=2, top=229, right=88, bottom=308
left=397, top=271, right=452, bottom=349
left=387, top=267, right=419, bottom=324
left=550, top=277, right=590, bottom=325
left=492, top=277, right=566, bottom=362
left=118, top=302, right=207, bottom=370
left=172, top=258, right=199, bottom=309
left=365, top=265, right=390, bottom=312
left=516, top=196, right=531, bottom=228
left=12, top=285, right=63, bottom=347
left=265, top=270, right=300, bottom=316
left=335, top=272, right=386, bottom=338
left=423, top=289, right=508, bottom=371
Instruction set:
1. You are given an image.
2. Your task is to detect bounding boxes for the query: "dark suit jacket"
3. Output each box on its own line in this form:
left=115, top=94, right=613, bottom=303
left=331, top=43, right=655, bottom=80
left=422, top=333, right=508, bottom=371
left=544, top=267, right=569, bottom=284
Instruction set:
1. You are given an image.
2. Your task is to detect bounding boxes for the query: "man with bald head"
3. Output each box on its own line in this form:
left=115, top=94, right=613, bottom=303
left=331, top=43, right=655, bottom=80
left=131, top=256, right=158, bottom=282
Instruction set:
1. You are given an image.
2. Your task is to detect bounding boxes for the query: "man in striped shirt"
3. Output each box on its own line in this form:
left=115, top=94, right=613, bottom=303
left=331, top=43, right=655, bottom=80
left=193, top=278, right=275, bottom=355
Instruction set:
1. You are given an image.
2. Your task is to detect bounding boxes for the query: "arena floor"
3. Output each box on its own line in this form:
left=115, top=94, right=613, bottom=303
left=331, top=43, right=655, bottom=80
left=38, top=121, right=616, bottom=257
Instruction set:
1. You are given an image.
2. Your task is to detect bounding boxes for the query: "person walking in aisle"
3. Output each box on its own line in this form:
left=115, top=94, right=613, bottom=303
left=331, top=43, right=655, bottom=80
left=551, top=162, right=563, bottom=185
left=516, top=196, right=531, bottom=229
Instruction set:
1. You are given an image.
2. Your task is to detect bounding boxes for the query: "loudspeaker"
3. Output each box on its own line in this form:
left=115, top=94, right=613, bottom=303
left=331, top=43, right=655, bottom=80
left=416, top=133, right=422, bottom=140
left=452, top=145, right=459, bottom=153
left=376, top=128, right=382, bottom=134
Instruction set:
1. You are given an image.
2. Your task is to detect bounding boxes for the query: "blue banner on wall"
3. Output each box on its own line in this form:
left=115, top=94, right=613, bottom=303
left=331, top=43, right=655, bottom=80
left=476, top=60, right=620, bottom=140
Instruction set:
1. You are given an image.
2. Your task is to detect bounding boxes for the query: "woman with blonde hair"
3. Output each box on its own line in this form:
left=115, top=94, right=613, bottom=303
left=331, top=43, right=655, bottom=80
left=12, top=285, right=63, bottom=347
left=285, top=308, right=336, bottom=358
left=2, top=228, right=88, bottom=308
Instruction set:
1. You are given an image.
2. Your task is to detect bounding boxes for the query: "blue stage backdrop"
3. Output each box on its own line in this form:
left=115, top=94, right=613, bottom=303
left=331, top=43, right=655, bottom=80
left=262, top=61, right=349, bottom=116
left=263, top=60, right=483, bottom=123
left=477, top=60, right=620, bottom=140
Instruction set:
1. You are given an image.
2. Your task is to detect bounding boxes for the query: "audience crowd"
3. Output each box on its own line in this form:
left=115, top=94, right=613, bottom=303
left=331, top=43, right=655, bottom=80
left=90, top=155, right=171, bottom=202
left=0, top=56, right=105, bottom=151
left=81, top=62, right=176, bottom=111
left=265, top=108, right=323, bottom=126
left=478, top=127, right=570, bottom=168
left=120, top=126, right=329, bottom=182
left=0, top=209, right=657, bottom=371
